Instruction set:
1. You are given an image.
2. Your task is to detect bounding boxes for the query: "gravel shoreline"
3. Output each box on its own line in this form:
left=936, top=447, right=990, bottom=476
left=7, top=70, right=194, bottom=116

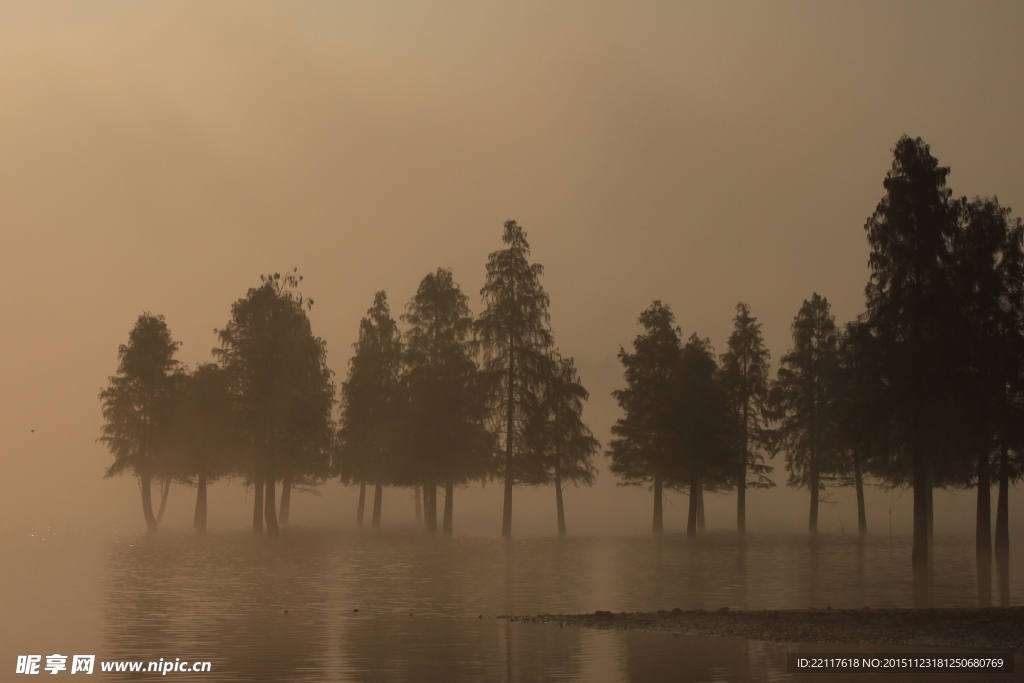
left=500, top=607, right=1024, bottom=652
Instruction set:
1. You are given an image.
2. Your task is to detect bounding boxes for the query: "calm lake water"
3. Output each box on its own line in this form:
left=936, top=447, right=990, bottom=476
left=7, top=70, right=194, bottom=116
left=2, top=528, right=1021, bottom=681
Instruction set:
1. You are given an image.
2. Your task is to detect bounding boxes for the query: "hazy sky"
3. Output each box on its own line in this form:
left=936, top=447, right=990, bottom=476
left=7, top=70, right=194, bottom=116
left=2, top=1, right=1022, bottom=536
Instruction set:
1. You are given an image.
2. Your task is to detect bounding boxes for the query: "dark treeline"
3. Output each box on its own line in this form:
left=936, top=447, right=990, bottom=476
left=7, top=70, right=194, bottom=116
left=100, top=137, right=1023, bottom=570
left=608, top=136, right=1024, bottom=571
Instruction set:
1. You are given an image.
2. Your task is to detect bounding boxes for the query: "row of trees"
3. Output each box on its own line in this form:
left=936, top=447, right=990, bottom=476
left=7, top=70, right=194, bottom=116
left=100, top=225, right=600, bottom=537
left=608, top=136, right=1024, bottom=569
left=337, top=222, right=599, bottom=536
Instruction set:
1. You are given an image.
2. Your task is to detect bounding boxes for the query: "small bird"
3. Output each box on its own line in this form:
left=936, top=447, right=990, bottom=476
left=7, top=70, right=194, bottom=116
left=30, top=430, right=35, bottom=433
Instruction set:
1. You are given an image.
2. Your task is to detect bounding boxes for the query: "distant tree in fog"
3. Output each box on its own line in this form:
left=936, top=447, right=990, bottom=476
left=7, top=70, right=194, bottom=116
left=608, top=301, right=682, bottom=533
left=769, top=294, right=842, bottom=533
left=718, top=302, right=774, bottom=534
left=525, top=353, right=599, bottom=535
left=476, top=220, right=554, bottom=537
left=400, top=268, right=493, bottom=535
left=215, top=270, right=334, bottom=538
left=833, top=321, right=887, bottom=535
left=164, top=363, right=243, bottom=531
left=99, top=313, right=181, bottom=532
left=337, top=291, right=403, bottom=529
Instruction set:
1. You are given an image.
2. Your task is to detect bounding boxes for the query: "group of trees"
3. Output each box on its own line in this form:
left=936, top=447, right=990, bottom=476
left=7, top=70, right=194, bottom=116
left=99, top=139, right=1021, bottom=566
left=100, top=271, right=335, bottom=536
left=608, top=136, right=1024, bottom=569
left=100, top=226, right=600, bottom=537
left=336, top=221, right=599, bottom=536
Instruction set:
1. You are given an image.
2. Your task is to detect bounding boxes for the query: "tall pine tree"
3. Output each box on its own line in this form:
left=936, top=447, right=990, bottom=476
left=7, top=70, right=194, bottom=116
left=476, top=220, right=554, bottom=537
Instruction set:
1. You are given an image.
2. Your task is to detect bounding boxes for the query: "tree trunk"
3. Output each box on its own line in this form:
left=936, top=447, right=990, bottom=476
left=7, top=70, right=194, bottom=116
left=140, top=469, right=158, bottom=532
left=926, top=480, right=934, bottom=552
left=737, top=415, right=747, bottom=534
left=686, top=474, right=699, bottom=538
left=279, top=477, right=292, bottom=526
left=252, top=475, right=264, bottom=535
left=502, top=342, right=515, bottom=537
left=976, top=450, right=992, bottom=558
left=426, top=485, right=437, bottom=532
left=554, top=461, right=566, bottom=536
left=264, top=466, right=279, bottom=539
left=652, top=475, right=663, bottom=534
left=155, top=478, right=171, bottom=525
left=193, top=471, right=207, bottom=532
left=415, top=486, right=422, bottom=524
left=809, top=465, right=819, bottom=533
left=854, top=452, right=867, bottom=535
left=356, top=482, right=366, bottom=526
left=443, top=480, right=453, bottom=536
left=371, top=482, right=383, bottom=529
left=695, top=478, right=705, bottom=532
left=995, top=443, right=1009, bottom=562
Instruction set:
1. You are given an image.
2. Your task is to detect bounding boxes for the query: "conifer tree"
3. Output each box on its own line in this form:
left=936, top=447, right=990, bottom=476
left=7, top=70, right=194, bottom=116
left=609, top=301, right=682, bottom=533
left=99, top=313, right=181, bottom=532
left=401, top=268, right=492, bottom=535
left=719, top=302, right=773, bottom=534
left=863, top=136, right=961, bottom=567
left=476, top=220, right=554, bottom=537
left=769, top=294, right=841, bottom=533
left=527, top=353, right=599, bottom=535
left=215, top=270, right=333, bottom=538
left=338, top=291, right=403, bottom=529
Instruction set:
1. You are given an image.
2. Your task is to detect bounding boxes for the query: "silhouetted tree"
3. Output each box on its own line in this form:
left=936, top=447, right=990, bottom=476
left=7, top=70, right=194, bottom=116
left=401, top=268, right=492, bottom=535
left=834, top=321, right=889, bottom=535
left=719, top=302, right=774, bottom=533
left=769, top=294, right=841, bottom=533
left=609, top=302, right=682, bottom=533
left=215, top=270, right=333, bottom=538
left=526, top=353, right=599, bottom=535
left=476, top=220, right=554, bottom=536
left=951, top=197, right=1024, bottom=559
left=671, top=334, right=737, bottom=537
left=338, top=291, right=403, bottom=529
left=99, top=313, right=181, bottom=532
left=863, top=136, right=962, bottom=567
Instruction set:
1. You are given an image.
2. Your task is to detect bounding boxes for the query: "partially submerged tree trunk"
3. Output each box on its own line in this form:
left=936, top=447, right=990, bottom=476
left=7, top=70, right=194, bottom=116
left=695, top=480, right=705, bottom=532
left=737, top=413, right=747, bottom=534
left=976, top=450, right=991, bottom=558
left=425, top=486, right=437, bottom=532
left=809, top=455, right=819, bottom=533
left=912, top=440, right=928, bottom=568
left=155, top=478, right=171, bottom=525
left=264, top=464, right=279, bottom=538
left=415, top=486, right=422, bottom=524
left=554, top=460, right=566, bottom=536
left=443, top=480, right=453, bottom=536
left=686, top=474, right=700, bottom=538
left=140, top=469, right=158, bottom=532
left=854, top=451, right=867, bottom=534
left=371, top=482, right=383, bottom=529
left=356, top=482, right=366, bottom=526
left=279, top=477, right=292, bottom=526
left=502, top=341, right=515, bottom=537
left=253, top=475, right=264, bottom=535
left=193, top=472, right=207, bottom=532
left=995, top=444, right=1009, bottom=562
left=652, top=475, right=663, bottom=534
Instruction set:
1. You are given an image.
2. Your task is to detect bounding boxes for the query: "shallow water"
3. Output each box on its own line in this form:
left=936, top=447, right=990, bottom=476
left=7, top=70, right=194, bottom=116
left=1, top=528, right=1020, bottom=681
